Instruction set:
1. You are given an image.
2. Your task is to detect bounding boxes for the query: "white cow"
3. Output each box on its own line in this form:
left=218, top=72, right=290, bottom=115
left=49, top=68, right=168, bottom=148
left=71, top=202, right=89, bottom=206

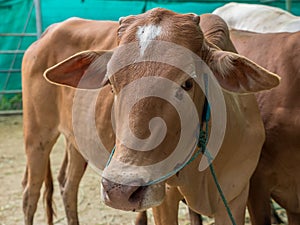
left=213, top=2, right=300, bottom=33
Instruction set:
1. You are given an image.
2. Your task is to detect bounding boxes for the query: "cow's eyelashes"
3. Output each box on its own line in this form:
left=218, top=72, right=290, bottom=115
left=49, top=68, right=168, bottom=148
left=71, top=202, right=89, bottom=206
left=181, top=79, right=193, bottom=91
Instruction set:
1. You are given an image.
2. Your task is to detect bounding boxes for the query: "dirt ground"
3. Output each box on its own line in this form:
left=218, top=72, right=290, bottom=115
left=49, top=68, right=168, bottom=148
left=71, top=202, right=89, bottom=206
left=0, top=115, right=201, bottom=225
left=0, top=115, right=287, bottom=225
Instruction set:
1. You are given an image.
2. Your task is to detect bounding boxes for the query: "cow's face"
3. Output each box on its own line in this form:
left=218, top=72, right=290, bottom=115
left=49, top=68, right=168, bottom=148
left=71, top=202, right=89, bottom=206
left=44, top=8, right=280, bottom=212
left=101, top=9, right=207, bottom=211
left=100, top=8, right=281, bottom=211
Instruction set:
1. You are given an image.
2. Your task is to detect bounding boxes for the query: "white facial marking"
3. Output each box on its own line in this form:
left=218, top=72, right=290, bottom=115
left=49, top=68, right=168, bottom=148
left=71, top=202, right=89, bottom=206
left=136, top=24, right=162, bottom=55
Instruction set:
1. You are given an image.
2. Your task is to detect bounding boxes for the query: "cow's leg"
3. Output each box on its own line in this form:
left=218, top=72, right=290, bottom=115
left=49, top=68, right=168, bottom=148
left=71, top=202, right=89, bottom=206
left=134, top=205, right=203, bottom=225
left=23, top=129, right=59, bottom=225
left=60, top=140, right=87, bottom=225
left=152, top=186, right=183, bottom=225
left=287, top=211, right=300, bottom=225
left=135, top=211, right=147, bottom=225
left=188, top=207, right=203, bottom=225
left=180, top=198, right=203, bottom=225
left=214, top=185, right=249, bottom=225
left=247, top=176, right=272, bottom=225
left=57, top=147, right=68, bottom=194
left=22, top=166, right=28, bottom=189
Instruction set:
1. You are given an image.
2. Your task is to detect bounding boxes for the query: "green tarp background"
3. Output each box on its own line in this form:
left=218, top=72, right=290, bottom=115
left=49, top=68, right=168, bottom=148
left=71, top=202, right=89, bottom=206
left=0, top=0, right=36, bottom=109
left=0, top=0, right=300, bottom=110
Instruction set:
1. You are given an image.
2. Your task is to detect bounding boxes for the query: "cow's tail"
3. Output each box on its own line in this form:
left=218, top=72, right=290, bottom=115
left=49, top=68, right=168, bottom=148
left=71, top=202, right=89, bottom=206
left=43, top=158, right=56, bottom=225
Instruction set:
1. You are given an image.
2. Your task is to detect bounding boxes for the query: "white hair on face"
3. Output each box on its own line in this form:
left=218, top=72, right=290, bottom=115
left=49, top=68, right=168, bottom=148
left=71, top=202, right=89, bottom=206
left=136, top=24, right=162, bottom=55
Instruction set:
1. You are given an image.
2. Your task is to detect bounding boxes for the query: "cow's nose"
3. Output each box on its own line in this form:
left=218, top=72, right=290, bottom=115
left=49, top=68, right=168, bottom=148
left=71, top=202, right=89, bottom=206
left=101, top=177, right=147, bottom=210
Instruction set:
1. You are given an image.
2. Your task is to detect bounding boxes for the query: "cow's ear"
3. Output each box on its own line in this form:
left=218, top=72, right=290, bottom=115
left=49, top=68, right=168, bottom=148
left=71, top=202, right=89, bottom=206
left=205, top=48, right=280, bottom=93
left=118, top=15, right=136, bottom=40
left=200, top=14, right=237, bottom=53
left=44, top=50, right=113, bottom=89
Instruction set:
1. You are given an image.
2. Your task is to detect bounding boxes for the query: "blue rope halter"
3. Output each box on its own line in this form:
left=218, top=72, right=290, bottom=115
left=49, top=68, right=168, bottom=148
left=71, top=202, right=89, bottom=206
left=105, top=74, right=237, bottom=225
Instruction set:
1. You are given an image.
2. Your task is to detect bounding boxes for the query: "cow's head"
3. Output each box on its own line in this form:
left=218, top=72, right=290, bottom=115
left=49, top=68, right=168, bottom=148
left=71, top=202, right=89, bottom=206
left=44, top=8, right=279, bottom=211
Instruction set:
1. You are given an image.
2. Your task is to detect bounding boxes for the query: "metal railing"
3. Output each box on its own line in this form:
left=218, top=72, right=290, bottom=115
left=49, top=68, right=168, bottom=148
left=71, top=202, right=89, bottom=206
left=0, top=0, right=42, bottom=114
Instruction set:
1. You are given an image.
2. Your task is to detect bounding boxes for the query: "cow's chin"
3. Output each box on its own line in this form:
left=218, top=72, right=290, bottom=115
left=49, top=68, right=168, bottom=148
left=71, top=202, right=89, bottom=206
left=101, top=183, right=165, bottom=211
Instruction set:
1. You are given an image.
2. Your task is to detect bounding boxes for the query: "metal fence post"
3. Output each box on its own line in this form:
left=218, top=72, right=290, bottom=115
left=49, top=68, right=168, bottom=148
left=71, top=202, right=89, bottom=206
left=34, top=0, right=42, bottom=38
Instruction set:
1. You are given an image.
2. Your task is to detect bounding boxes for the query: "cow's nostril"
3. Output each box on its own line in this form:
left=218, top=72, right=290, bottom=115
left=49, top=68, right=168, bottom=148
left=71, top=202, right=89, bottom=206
left=102, top=177, right=147, bottom=204
left=129, top=186, right=147, bottom=203
left=101, top=177, right=119, bottom=193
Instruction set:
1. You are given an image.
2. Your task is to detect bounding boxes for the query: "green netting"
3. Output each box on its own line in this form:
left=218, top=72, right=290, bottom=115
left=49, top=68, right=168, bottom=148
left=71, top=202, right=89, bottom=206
left=0, top=0, right=300, bottom=110
left=0, top=0, right=36, bottom=110
left=39, top=0, right=300, bottom=27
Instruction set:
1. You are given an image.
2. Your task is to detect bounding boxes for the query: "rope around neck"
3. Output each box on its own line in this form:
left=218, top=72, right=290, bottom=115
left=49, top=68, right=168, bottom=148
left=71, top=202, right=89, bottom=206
left=200, top=73, right=237, bottom=225
left=105, top=74, right=237, bottom=225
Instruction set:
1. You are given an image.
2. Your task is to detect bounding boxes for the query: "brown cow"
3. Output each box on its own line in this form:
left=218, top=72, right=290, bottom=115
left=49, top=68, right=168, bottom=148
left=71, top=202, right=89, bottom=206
left=44, top=8, right=280, bottom=225
left=22, top=16, right=202, bottom=225
left=21, top=18, right=118, bottom=225
left=229, top=29, right=300, bottom=225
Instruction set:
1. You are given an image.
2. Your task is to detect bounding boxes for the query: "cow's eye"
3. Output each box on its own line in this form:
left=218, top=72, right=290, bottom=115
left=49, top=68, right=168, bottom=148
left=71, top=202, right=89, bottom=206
left=181, top=79, right=193, bottom=91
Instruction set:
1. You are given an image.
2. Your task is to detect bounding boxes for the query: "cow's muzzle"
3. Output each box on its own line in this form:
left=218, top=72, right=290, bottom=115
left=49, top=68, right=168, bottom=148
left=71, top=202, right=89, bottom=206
left=101, top=178, right=148, bottom=211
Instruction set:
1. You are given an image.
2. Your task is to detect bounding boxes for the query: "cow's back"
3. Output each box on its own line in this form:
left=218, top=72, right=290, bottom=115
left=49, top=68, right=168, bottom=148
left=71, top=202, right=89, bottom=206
left=230, top=29, right=300, bottom=214
left=22, top=18, right=118, bottom=136
left=230, top=30, right=300, bottom=125
left=213, top=3, right=300, bottom=33
left=23, top=18, right=118, bottom=75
